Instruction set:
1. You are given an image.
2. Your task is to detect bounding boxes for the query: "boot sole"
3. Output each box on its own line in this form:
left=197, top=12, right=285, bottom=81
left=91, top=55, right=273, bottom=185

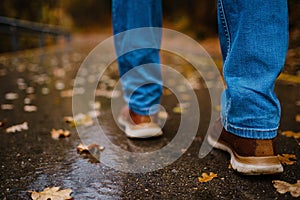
left=207, top=134, right=283, bottom=175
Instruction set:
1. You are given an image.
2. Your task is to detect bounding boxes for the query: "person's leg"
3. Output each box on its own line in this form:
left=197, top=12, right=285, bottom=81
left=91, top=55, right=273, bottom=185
left=218, top=0, right=288, bottom=139
left=112, top=0, right=163, bottom=116
left=209, top=0, right=288, bottom=174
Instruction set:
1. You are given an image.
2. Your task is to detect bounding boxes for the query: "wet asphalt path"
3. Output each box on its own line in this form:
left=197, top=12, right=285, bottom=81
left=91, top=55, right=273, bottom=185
left=0, top=35, right=299, bottom=199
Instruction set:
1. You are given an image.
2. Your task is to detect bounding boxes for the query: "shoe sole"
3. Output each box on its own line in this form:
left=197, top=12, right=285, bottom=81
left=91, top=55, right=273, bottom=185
left=207, top=134, right=283, bottom=175
left=117, top=116, right=163, bottom=139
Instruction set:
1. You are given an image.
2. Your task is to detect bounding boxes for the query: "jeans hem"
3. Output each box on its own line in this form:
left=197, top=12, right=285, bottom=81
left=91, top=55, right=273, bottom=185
left=221, top=118, right=278, bottom=139
left=129, top=105, right=160, bottom=116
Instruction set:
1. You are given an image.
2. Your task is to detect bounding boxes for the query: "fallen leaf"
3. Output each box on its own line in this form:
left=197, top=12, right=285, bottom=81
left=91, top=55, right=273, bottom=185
left=89, top=101, right=101, bottom=110
left=173, top=106, right=184, bottom=114
left=24, top=105, right=37, bottom=112
left=281, top=131, right=300, bottom=139
left=5, top=92, right=19, bottom=100
left=17, top=80, right=27, bottom=90
left=63, top=116, right=76, bottom=127
left=277, top=154, right=297, bottom=165
left=1, top=104, right=14, bottom=110
left=77, top=143, right=105, bottom=154
left=158, top=111, right=168, bottom=119
left=272, top=180, right=300, bottom=197
left=87, top=110, right=100, bottom=118
left=60, top=90, right=73, bottom=98
left=198, top=172, right=218, bottom=183
left=29, top=187, right=73, bottom=200
left=55, top=81, right=65, bottom=90
left=53, top=68, right=66, bottom=78
left=51, top=129, right=70, bottom=140
left=41, top=87, right=50, bottom=95
left=64, top=113, right=93, bottom=127
left=24, top=97, right=31, bottom=104
left=163, top=88, right=172, bottom=96
left=6, top=122, right=28, bottom=133
left=26, top=87, right=35, bottom=94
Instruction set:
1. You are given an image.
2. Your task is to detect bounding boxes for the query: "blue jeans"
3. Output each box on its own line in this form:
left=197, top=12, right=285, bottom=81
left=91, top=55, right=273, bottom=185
left=112, top=0, right=288, bottom=139
left=112, top=0, right=163, bottom=115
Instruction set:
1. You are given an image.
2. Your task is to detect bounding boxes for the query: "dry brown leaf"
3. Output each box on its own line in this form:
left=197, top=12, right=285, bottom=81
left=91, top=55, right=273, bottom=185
left=77, top=143, right=104, bottom=154
left=6, top=122, right=28, bottom=133
left=24, top=105, right=37, bottom=112
left=198, top=172, right=218, bottom=183
left=5, top=92, right=19, bottom=100
left=1, top=104, right=14, bottom=110
left=51, top=129, right=70, bottom=140
left=29, top=187, right=73, bottom=200
left=272, top=180, right=300, bottom=197
left=277, top=154, right=297, bottom=165
left=281, top=131, right=300, bottom=139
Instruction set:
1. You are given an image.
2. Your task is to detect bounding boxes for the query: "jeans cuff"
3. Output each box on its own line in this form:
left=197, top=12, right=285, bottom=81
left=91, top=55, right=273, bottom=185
left=129, top=104, right=160, bottom=116
left=221, top=118, right=278, bottom=139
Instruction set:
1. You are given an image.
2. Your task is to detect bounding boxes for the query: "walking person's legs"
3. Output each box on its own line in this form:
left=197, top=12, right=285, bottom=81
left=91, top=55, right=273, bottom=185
left=208, top=0, right=289, bottom=174
left=112, top=0, right=163, bottom=138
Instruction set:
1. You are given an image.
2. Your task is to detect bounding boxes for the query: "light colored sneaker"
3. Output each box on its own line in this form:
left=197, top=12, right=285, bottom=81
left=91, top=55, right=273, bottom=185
left=117, top=106, right=163, bottom=138
left=207, top=118, right=283, bottom=175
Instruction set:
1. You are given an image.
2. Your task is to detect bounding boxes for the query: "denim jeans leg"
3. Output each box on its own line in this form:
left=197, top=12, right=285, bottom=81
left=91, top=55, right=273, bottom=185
left=218, top=0, right=289, bottom=139
left=112, top=0, right=163, bottom=115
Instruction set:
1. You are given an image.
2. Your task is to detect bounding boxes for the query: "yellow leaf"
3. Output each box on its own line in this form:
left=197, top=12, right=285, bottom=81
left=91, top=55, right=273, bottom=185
left=198, top=172, right=218, bottom=183
left=281, top=131, right=300, bottom=139
left=173, top=106, right=184, bottom=114
left=29, top=187, right=73, bottom=200
left=277, top=154, right=297, bottom=165
left=64, top=113, right=94, bottom=127
left=162, top=88, right=172, bottom=96
left=273, top=180, right=300, bottom=198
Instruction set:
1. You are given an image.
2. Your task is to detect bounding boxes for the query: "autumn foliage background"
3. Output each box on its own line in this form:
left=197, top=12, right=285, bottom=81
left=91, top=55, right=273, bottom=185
left=0, top=0, right=299, bottom=51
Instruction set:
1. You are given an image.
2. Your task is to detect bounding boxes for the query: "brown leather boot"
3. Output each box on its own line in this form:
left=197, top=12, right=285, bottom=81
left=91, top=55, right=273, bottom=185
left=207, top=118, right=283, bottom=175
